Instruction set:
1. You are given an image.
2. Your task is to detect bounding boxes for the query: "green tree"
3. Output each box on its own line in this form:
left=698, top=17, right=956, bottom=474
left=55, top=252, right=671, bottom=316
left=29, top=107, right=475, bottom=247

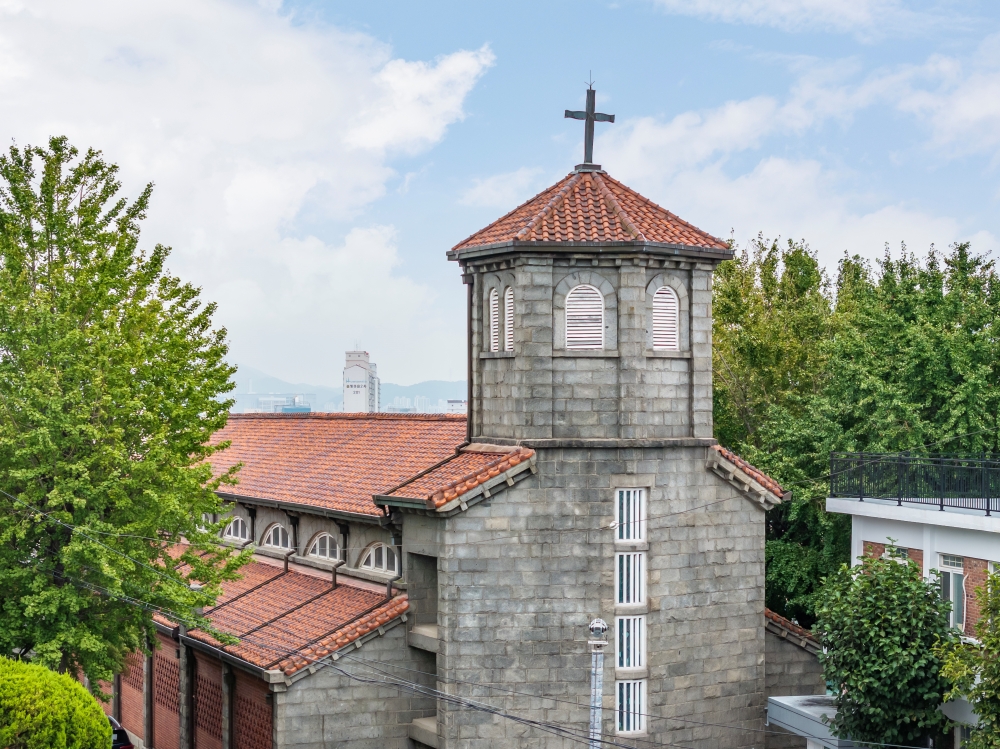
left=938, top=568, right=1000, bottom=748
left=0, top=655, right=112, bottom=749
left=715, top=240, right=1000, bottom=626
left=0, top=137, right=247, bottom=687
left=815, top=546, right=956, bottom=747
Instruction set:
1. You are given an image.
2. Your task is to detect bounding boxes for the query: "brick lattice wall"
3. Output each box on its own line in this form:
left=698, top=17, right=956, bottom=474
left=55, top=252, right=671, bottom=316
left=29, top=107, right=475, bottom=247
left=121, top=650, right=145, bottom=740
left=965, top=557, right=989, bottom=636
left=194, top=652, right=224, bottom=749
left=154, top=634, right=181, bottom=749
left=234, top=668, right=272, bottom=749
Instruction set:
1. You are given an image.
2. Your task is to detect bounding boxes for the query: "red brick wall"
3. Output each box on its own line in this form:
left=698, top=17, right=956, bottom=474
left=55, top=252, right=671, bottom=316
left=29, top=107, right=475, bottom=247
left=194, top=652, right=224, bottom=749
left=234, top=668, right=273, bottom=749
left=154, top=633, right=181, bottom=749
left=965, top=557, right=989, bottom=636
left=907, top=548, right=924, bottom=568
left=863, top=541, right=886, bottom=558
left=121, top=651, right=145, bottom=740
left=96, top=680, right=114, bottom=716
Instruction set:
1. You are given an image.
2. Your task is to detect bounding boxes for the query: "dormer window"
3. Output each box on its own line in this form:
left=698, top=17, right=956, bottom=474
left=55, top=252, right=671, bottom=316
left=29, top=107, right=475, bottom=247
left=308, top=533, right=339, bottom=560
left=652, top=286, right=679, bottom=351
left=565, top=284, right=604, bottom=350
left=504, top=287, right=514, bottom=351
left=224, top=517, right=249, bottom=542
left=263, top=524, right=290, bottom=549
left=361, top=542, right=398, bottom=574
left=489, top=288, right=500, bottom=352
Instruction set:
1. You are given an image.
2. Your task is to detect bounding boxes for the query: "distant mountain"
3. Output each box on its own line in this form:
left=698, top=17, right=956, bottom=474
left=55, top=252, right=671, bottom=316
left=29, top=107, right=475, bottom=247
left=227, top=364, right=465, bottom=413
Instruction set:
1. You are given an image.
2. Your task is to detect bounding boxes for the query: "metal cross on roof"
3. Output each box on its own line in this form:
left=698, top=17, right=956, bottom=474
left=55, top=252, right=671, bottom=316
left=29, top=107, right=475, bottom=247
left=565, top=84, right=615, bottom=167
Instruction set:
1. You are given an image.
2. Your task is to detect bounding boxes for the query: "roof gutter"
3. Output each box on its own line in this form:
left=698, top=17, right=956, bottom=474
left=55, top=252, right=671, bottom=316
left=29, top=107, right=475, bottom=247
left=465, top=265, right=473, bottom=444
left=178, top=633, right=270, bottom=680
left=217, top=492, right=384, bottom=524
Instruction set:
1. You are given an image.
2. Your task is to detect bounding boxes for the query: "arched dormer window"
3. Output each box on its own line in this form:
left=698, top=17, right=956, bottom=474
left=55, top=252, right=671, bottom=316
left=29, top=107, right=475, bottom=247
left=488, top=288, right=500, bottom=352
left=224, top=517, right=249, bottom=542
left=360, top=542, right=398, bottom=574
left=652, top=286, right=679, bottom=351
left=308, top=533, right=339, bottom=560
left=565, top=284, right=604, bottom=350
left=503, top=287, right=514, bottom=351
left=262, top=524, right=290, bottom=549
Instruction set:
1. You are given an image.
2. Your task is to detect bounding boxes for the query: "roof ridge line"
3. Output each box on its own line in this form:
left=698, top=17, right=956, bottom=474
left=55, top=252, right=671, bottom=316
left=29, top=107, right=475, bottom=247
left=515, top=171, right=583, bottom=241
left=594, top=173, right=646, bottom=242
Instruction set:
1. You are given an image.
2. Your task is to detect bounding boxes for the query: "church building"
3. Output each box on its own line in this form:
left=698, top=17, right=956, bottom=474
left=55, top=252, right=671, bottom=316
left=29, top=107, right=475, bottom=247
left=110, top=91, right=785, bottom=749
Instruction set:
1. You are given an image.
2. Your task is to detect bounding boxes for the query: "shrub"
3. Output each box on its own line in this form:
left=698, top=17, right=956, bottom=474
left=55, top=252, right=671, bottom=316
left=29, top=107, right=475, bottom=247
left=0, top=656, right=111, bottom=749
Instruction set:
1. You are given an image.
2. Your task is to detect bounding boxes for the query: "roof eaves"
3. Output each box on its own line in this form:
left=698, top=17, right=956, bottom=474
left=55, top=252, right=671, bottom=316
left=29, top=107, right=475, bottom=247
left=216, top=491, right=385, bottom=522
left=448, top=240, right=734, bottom=261
left=705, top=445, right=784, bottom=510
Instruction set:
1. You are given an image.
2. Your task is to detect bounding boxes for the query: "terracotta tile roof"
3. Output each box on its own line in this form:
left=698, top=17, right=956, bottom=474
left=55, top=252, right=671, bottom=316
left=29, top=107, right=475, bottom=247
left=209, top=413, right=467, bottom=516
left=184, top=559, right=408, bottom=676
left=385, top=447, right=535, bottom=509
left=452, top=170, right=728, bottom=252
left=710, top=444, right=785, bottom=499
left=764, top=608, right=815, bottom=642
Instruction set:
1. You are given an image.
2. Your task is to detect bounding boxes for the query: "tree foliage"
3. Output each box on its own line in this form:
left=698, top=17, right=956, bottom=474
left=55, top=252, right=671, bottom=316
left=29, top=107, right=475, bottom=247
left=938, top=569, right=1000, bottom=749
left=0, top=137, right=247, bottom=686
left=714, top=237, right=1000, bottom=625
left=815, top=547, right=956, bottom=746
left=0, top=655, right=112, bottom=749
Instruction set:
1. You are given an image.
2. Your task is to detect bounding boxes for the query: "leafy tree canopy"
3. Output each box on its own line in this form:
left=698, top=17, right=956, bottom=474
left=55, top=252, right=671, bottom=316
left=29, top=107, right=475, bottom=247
left=714, top=237, right=1000, bottom=625
left=0, top=137, right=247, bottom=686
left=0, top=655, right=112, bottom=749
left=815, top=546, right=956, bottom=747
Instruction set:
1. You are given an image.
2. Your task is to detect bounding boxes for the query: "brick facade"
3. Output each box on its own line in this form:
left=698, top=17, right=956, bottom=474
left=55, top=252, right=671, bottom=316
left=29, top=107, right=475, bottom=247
left=863, top=540, right=886, bottom=558
left=964, top=557, right=989, bottom=637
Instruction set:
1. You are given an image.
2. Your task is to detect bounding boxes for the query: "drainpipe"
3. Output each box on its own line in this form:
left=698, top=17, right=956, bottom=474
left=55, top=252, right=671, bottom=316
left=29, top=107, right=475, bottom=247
left=330, top=559, right=345, bottom=589
left=282, top=548, right=295, bottom=573
left=465, top=265, right=474, bottom=443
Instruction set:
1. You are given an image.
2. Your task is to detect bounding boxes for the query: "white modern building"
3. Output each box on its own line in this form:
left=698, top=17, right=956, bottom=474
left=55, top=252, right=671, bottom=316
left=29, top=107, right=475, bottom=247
left=343, top=350, right=380, bottom=412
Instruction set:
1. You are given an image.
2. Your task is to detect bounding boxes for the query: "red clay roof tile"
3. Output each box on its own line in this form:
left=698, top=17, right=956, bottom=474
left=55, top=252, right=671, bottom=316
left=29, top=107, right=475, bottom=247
left=452, top=170, right=728, bottom=252
left=710, top=444, right=785, bottom=498
left=209, top=413, right=467, bottom=516
left=386, top=447, right=535, bottom=509
left=184, top=559, right=407, bottom=675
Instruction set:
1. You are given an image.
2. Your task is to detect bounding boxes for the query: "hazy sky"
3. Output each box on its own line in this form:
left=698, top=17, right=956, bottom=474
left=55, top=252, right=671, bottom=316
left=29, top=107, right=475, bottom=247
left=2, top=1, right=999, bottom=385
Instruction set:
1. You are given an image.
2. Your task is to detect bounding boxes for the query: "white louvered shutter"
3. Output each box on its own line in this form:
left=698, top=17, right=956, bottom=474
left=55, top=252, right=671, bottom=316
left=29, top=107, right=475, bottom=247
left=489, top=288, right=499, bottom=352
left=565, top=284, right=604, bottom=350
left=504, top=287, right=514, bottom=351
left=652, top=286, right=679, bottom=350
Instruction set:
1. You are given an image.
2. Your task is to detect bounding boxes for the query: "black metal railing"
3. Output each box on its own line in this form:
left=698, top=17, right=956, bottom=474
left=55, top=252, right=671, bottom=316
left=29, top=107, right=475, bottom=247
left=830, top=452, right=1000, bottom=516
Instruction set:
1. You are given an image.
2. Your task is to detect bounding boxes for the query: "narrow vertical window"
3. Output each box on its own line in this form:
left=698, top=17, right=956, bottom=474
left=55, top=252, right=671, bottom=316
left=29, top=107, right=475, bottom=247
left=616, top=680, right=645, bottom=734
left=652, top=286, right=679, bottom=351
left=940, top=555, right=965, bottom=629
left=617, top=616, right=645, bottom=669
left=616, top=552, right=645, bottom=605
left=617, top=489, right=646, bottom=542
left=504, top=286, right=514, bottom=351
left=489, top=288, right=499, bottom=352
left=565, top=284, right=604, bottom=350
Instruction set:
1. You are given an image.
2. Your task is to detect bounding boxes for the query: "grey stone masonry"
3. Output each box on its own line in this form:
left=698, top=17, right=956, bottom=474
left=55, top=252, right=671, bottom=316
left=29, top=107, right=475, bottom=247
left=430, top=446, right=766, bottom=749
left=468, top=252, right=716, bottom=442
left=764, top=626, right=825, bottom=749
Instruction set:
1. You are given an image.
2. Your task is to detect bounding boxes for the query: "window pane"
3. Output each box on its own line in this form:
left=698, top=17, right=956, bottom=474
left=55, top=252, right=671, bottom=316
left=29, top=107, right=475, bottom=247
left=616, top=680, right=645, bottom=734
left=375, top=545, right=383, bottom=569
left=362, top=551, right=372, bottom=568
left=954, top=573, right=965, bottom=626
left=617, top=490, right=645, bottom=542
left=617, top=553, right=644, bottom=605
left=617, top=616, right=644, bottom=669
left=387, top=547, right=397, bottom=572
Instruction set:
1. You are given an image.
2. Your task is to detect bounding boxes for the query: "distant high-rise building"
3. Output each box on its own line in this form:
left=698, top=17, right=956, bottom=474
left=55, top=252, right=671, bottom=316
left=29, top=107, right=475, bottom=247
left=446, top=399, right=467, bottom=415
left=343, top=350, right=380, bottom=412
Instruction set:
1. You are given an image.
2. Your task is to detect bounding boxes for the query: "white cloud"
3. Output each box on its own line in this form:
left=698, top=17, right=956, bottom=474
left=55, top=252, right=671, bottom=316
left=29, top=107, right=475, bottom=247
left=650, top=0, right=929, bottom=35
left=459, top=167, right=545, bottom=209
left=0, top=0, right=493, bottom=385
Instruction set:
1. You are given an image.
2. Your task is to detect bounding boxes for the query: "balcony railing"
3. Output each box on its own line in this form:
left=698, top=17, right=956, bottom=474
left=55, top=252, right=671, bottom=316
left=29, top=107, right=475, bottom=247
left=830, top=452, right=1000, bottom=516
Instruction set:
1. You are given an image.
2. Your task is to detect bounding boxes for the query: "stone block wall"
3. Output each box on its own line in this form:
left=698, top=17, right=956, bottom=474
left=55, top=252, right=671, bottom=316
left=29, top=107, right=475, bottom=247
left=764, top=618, right=824, bottom=749
left=274, top=625, right=437, bottom=749
left=433, top=445, right=766, bottom=749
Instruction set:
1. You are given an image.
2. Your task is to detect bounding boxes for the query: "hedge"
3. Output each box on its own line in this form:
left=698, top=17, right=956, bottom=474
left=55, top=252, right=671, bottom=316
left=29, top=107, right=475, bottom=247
left=0, top=656, right=111, bottom=749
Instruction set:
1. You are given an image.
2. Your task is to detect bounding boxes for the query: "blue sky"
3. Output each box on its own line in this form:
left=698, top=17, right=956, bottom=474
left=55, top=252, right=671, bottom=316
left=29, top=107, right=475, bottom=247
left=2, top=1, right=999, bottom=385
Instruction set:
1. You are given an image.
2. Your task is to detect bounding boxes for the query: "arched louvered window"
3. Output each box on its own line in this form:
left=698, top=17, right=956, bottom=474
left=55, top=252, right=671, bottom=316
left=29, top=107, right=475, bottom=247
left=263, top=524, right=290, bottom=549
left=224, top=517, right=249, bottom=541
left=308, top=533, right=339, bottom=560
left=652, top=286, right=679, bottom=351
left=504, top=287, right=514, bottom=351
left=360, top=542, right=398, bottom=574
left=565, top=284, right=604, bottom=350
left=488, top=288, right=499, bottom=352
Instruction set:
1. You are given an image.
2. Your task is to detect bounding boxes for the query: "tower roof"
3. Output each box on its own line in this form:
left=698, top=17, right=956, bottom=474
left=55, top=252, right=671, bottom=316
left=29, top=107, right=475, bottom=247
left=449, top=168, right=729, bottom=258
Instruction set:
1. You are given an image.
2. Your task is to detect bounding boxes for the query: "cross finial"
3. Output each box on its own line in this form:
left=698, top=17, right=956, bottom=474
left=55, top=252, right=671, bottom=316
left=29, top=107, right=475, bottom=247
left=565, top=83, right=614, bottom=169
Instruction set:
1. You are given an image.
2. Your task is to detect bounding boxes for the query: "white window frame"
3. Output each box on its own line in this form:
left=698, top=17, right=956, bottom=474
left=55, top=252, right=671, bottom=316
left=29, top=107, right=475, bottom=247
left=616, top=489, right=646, bottom=542
left=489, top=288, right=500, bottom=352
left=616, top=552, right=645, bottom=605
left=565, top=284, right=604, bottom=350
left=503, top=286, right=514, bottom=352
left=616, top=679, right=646, bottom=735
left=940, top=554, right=965, bottom=629
left=616, top=615, right=645, bottom=670
left=361, top=543, right=398, bottom=574
left=224, top=517, right=249, bottom=542
left=308, top=533, right=340, bottom=560
left=263, top=524, right=290, bottom=550
left=652, top=286, right=679, bottom=351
